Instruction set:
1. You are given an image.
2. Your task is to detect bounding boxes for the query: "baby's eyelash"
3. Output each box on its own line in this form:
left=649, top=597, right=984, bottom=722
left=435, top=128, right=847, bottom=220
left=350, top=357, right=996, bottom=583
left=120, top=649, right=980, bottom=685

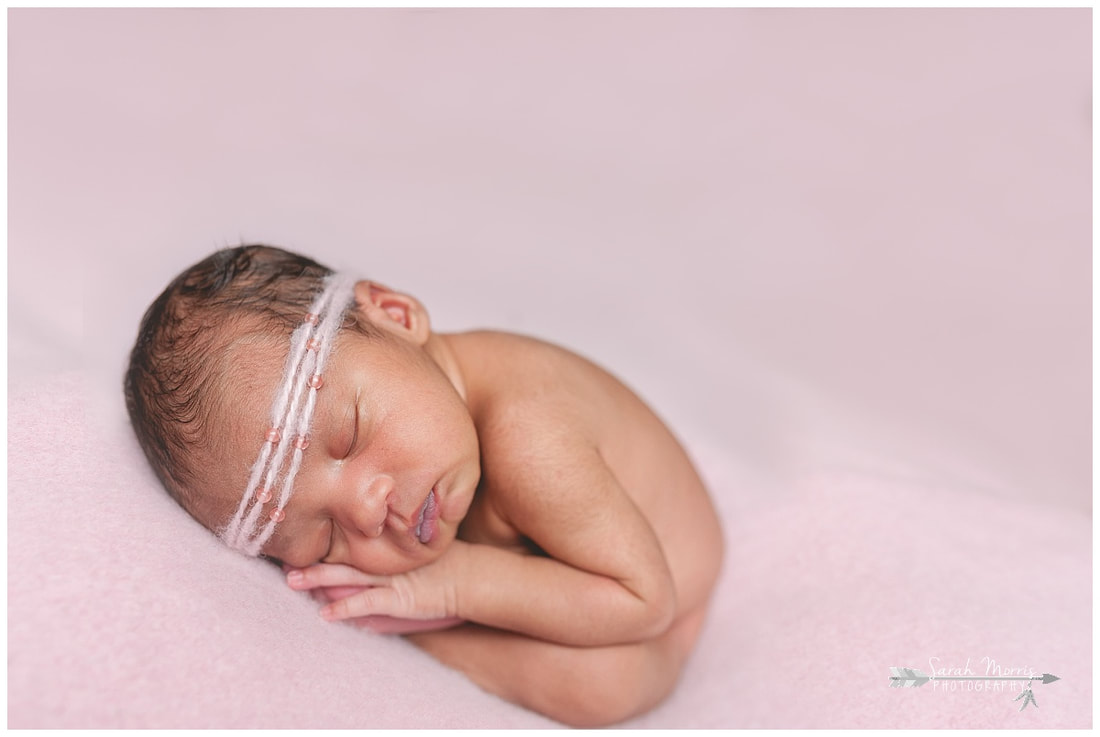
left=343, top=404, right=359, bottom=459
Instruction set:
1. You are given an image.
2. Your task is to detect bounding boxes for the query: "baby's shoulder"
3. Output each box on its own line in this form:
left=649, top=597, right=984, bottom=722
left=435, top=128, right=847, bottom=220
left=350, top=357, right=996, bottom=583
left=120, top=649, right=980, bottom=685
left=453, top=330, right=619, bottom=431
left=451, top=330, right=629, bottom=477
left=452, top=329, right=588, bottom=370
left=452, top=329, right=620, bottom=392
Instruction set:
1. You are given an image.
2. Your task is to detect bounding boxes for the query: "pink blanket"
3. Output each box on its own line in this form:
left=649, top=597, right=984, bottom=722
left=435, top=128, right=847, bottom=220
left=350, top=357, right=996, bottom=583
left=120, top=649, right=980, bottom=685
left=8, top=373, right=1090, bottom=727
left=8, top=8, right=1090, bottom=728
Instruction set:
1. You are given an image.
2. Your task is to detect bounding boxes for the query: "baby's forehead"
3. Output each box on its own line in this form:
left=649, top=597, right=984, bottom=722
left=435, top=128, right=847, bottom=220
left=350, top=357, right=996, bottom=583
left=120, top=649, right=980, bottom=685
left=191, top=334, right=302, bottom=525
left=218, top=333, right=290, bottom=419
left=209, top=329, right=349, bottom=475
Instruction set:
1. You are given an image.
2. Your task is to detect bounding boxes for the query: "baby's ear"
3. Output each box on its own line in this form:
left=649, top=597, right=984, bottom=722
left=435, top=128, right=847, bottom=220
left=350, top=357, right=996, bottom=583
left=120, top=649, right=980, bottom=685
left=352, top=280, right=431, bottom=345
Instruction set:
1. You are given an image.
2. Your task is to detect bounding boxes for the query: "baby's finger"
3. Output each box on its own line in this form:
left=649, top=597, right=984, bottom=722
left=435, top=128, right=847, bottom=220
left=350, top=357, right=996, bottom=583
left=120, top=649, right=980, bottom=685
left=292, top=586, right=358, bottom=606
left=320, top=586, right=403, bottom=622
left=285, top=563, right=388, bottom=591
left=317, top=585, right=371, bottom=603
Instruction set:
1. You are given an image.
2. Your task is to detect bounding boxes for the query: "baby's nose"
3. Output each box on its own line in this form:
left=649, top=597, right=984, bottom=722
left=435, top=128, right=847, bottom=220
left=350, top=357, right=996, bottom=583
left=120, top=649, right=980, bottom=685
left=353, top=474, right=394, bottom=537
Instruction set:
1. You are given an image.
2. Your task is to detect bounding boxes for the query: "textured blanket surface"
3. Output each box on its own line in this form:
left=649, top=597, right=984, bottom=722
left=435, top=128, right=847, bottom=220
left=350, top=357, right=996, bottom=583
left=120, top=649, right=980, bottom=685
left=8, top=8, right=1090, bottom=728
left=8, top=374, right=1091, bottom=728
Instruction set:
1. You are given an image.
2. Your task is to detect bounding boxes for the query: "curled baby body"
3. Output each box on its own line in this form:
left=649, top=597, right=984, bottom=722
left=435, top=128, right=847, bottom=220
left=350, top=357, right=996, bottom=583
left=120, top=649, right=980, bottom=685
left=286, top=329, right=725, bottom=725
left=124, top=245, right=724, bottom=727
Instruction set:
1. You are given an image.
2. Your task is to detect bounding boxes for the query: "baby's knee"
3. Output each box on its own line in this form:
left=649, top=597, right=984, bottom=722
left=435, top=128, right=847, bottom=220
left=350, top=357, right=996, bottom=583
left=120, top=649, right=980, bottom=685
left=573, top=608, right=711, bottom=725
left=548, top=644, right=680, bottom=727
left=562, top=606, right=709, bottom=726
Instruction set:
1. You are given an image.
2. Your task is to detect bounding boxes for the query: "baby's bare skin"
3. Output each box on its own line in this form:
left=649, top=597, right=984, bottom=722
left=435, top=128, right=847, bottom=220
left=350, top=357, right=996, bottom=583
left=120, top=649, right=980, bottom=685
left=207, top=282, right=723, bottom=726
left=410, top=330, right=725, bottom=725
left=449, top=330, right=724, bottom=624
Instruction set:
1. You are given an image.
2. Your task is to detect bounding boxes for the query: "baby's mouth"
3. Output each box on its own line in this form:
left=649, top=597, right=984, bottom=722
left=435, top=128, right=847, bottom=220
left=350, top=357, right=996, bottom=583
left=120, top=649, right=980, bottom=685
left=414, top=489, right=438, bottom=544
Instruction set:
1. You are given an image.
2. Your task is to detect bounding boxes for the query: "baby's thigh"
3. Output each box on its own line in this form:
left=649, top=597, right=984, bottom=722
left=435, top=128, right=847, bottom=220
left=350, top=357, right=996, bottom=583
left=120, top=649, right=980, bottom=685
left=408, top=606, right=707, bottom=727
left=563, top=606, right=707, bottom=720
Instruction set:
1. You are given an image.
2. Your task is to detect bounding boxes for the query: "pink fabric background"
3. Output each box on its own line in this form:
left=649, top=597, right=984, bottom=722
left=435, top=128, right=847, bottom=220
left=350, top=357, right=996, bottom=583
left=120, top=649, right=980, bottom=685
left=8, top=8, right=1091, bottom=728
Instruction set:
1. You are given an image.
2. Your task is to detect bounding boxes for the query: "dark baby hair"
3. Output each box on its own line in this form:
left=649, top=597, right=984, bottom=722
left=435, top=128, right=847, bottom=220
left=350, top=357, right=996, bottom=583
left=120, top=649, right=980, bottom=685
left=124, top=244, right=363, bottom=514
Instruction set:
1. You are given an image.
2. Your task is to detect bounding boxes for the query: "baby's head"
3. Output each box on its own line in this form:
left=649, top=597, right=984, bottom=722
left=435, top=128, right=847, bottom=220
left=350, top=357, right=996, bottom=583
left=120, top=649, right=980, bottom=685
left=125, top=245, right=480, bottom=573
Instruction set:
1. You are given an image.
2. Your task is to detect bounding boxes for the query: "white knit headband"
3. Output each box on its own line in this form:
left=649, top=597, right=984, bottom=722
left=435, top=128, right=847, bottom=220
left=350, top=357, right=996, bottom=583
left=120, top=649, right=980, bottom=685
left=221, top=273, right=357, bottom=556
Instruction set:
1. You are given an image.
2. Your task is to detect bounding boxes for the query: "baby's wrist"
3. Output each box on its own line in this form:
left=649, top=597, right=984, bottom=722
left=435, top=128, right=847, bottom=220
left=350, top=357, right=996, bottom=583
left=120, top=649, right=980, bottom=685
left=441, top=539, right=477, bottom=619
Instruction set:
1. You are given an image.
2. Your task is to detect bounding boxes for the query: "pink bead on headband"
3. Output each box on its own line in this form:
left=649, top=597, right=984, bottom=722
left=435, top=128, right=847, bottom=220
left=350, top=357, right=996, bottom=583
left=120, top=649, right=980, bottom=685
left=221, top=273, right=357, bottom=556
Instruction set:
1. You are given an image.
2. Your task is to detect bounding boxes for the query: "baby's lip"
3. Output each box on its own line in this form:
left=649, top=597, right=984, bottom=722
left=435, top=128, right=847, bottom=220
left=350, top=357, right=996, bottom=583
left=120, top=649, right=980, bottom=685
left=414, top=487, right=440, bottom=544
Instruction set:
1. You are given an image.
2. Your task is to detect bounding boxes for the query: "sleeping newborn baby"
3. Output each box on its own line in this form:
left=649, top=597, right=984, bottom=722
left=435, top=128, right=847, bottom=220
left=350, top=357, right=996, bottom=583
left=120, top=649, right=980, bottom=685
left=124, top=244, right=724, bottom=727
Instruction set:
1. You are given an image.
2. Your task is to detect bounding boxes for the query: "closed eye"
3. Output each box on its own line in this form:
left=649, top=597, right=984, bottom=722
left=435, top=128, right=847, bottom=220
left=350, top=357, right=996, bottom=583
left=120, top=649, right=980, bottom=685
left=343, top=400, right=359, bottom=459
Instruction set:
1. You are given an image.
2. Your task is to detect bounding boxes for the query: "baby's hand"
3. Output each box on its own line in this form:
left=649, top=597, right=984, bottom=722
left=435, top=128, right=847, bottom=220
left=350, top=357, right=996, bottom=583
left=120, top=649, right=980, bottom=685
left=284, top=544, right=467, bottom=628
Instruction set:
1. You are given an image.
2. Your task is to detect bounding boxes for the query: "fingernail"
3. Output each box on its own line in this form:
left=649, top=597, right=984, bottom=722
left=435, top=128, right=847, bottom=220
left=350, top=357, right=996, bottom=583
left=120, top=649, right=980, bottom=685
left=287, top=570, right=303, bottom=586
left=320, top=606, right=334, bottom=620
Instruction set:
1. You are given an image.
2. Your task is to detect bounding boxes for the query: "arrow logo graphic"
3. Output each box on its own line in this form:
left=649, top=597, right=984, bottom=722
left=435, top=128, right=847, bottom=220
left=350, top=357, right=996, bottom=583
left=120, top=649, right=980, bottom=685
left=1013, top=687, right=1038, bottom=711
left=888, top=667, right=930, bottom=687
left=888, top=667, right=1060, bottom=712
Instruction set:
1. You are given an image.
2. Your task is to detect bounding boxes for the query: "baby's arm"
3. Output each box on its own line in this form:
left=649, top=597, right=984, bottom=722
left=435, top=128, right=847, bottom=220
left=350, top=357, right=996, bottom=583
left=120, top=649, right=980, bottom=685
left=293, top=438, right=677, bottom=647
left=451, top=442, right=677, bottom=645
